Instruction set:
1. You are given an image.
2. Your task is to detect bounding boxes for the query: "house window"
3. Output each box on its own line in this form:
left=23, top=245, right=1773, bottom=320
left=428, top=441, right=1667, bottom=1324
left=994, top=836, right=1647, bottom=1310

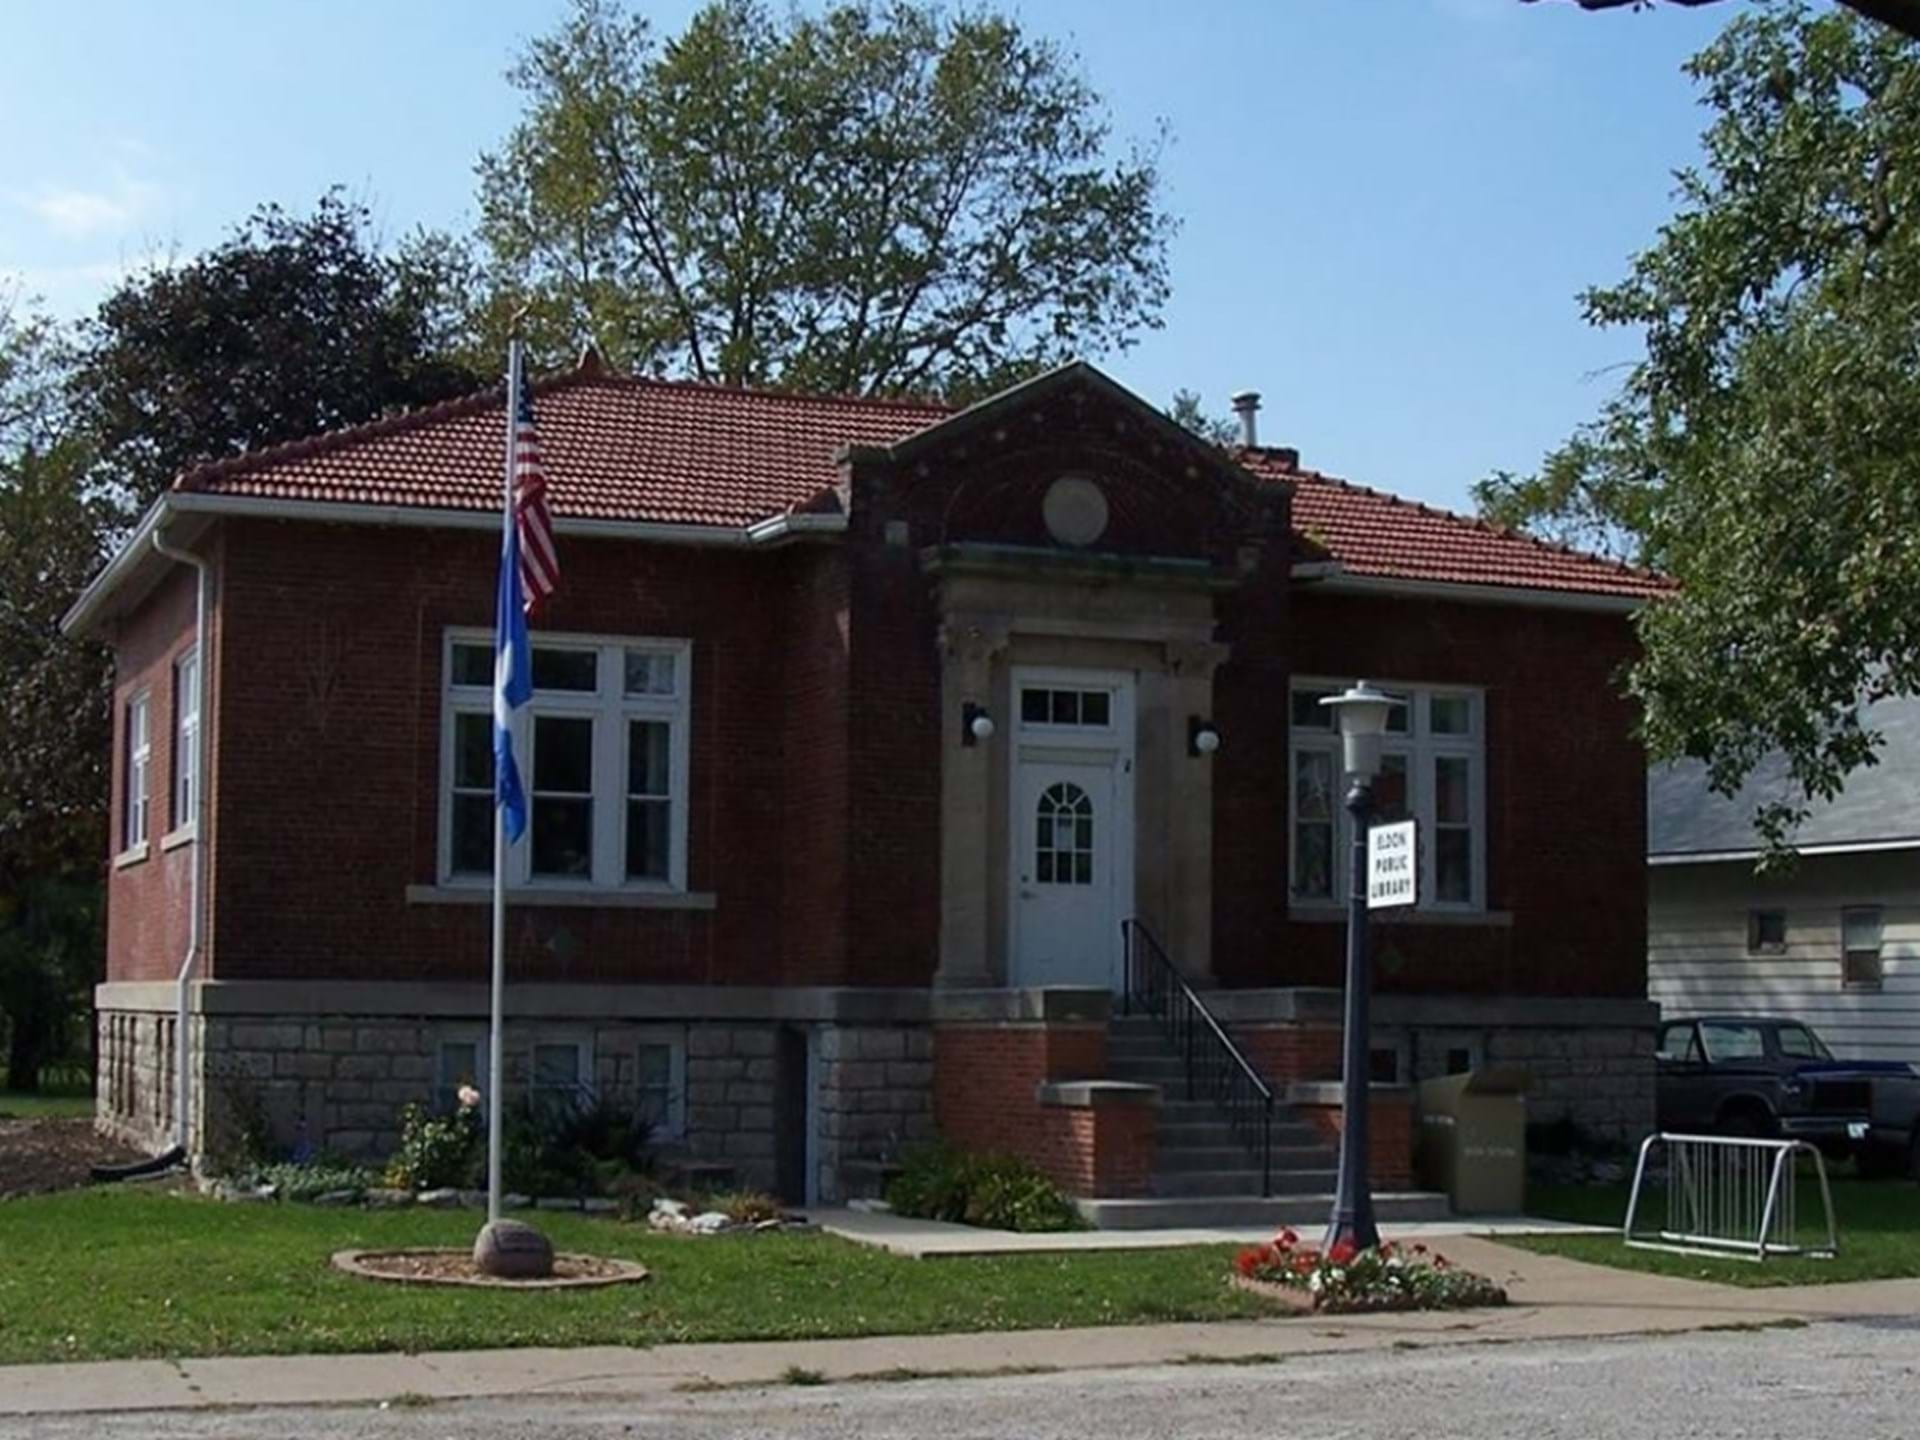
left=633, top=1034, right=686, bottom=1138
left=1018, top=685, right=1113, bottom=730
left=440, top=632, right=691, bottom=890
left=1289, top=680, right=1485, bottom=910
left=171, top=648, right=200, bottom=833
left=1748, top=909, right=1787, bottom=955
left=531, top=1038, right=594, bottom=1116
left=1843, top=906, right=1884, bottom=990
left=436, top=1038, right=487, bottom=1113
left=1035, top=782, right=1095, bottom=886
left=123, top=692, right=151, bottom=853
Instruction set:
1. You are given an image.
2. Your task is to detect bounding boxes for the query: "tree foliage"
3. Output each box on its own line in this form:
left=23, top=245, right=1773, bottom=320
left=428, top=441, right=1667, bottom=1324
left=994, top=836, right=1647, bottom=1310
left=1522, top=0, right=1920, bottom=43
left=1476, top=2, right=1920, bottom=844
left=73, top=192, right=481, bottom=509
left=1168, top=389, right=1238, bottom=447
left=478, top=0, right=1172, bottom=398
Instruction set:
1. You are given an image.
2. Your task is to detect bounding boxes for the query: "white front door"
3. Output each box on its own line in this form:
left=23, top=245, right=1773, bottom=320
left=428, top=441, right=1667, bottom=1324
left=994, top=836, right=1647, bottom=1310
left=1009, top=671, right=1133, bottom=992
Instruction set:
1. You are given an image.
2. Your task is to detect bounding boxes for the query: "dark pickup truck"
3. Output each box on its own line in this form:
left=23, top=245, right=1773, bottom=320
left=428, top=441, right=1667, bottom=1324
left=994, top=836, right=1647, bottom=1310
left=1655, top=1015, right=1920, bottom=1177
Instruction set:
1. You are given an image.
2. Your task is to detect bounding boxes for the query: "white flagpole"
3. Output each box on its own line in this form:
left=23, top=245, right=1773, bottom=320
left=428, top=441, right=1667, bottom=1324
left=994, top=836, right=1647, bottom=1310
left=488, top=339, right=521, bottom=1227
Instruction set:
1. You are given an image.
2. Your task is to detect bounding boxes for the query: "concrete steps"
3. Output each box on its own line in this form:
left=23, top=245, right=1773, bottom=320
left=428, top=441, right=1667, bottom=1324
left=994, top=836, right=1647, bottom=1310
left=1086, top=1012, right=1449, bottom=1230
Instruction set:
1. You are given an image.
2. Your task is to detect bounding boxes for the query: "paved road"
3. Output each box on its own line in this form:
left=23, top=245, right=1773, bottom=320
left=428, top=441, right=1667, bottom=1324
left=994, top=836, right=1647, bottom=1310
left=8, top=1320, right=1920, bottom=1440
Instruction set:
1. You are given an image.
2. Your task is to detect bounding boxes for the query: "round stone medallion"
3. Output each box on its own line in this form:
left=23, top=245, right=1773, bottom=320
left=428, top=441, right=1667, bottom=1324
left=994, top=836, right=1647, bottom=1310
left=1042, top=476, right=1110, bottom=548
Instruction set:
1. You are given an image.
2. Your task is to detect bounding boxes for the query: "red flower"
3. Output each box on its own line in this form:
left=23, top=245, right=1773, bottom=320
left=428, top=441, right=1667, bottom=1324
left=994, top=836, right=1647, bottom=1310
left=1235, top=1246, right=1268, bottom=1277
left=1277, top=1227, right=1299, bottom=1249
left=1292, top=1252, right=1318, bottom=1275
left=1379, top=1241, right=1396, bottom=1258
left=1328, top=1240, right=1358, bottom=1266
left=1411, top=1242, right=1428, bottom=1255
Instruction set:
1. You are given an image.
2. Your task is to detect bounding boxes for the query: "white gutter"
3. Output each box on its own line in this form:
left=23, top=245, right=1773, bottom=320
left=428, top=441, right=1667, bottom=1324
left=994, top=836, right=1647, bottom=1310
left=745, top=511, right=848, bottom=544
left=1649, top=836, right=1920, bottom=866
left=1291, top=564, right=1648, bottom=615
left=68, top=494, right=851, bottom=639
left=149, top=527, right=209, bottom=1156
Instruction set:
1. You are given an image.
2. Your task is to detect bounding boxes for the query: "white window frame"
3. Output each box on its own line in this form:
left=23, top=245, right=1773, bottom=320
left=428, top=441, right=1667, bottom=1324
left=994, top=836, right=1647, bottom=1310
left=1842, top=905, right=1884, bottom=991
left=438, top=629, right=692, bottom=893
left=631, top=1026, right=688, bottom=1141
left=170, top=647, right=200, bottom=837
left=436, top=1033, right=490, bottom=1114
left=1288, top=678, right=1487, bottom=914
left=123, top=690, right=152, bottom=855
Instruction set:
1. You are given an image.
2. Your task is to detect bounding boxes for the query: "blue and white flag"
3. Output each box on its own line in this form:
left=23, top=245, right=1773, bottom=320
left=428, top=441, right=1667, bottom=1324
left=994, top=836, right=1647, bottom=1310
left=493, top=343, right=549, bottom=843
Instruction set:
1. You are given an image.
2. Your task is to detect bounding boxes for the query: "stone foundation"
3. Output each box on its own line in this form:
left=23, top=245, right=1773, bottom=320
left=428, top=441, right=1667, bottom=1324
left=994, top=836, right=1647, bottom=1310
left=94, top=982, right=940, bottom=1202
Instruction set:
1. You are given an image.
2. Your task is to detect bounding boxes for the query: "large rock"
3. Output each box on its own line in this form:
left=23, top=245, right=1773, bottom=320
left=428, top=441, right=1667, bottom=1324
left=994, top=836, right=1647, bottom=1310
left=472, top=1219, right=555, bottom=1279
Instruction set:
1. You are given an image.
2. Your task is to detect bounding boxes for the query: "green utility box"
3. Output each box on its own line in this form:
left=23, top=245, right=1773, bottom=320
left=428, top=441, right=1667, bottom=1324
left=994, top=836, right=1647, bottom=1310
left=1415, top=1068, right=1529, bottom=1215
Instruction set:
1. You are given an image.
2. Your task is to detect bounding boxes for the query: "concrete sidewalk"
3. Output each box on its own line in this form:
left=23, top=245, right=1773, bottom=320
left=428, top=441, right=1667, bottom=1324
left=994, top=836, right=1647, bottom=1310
left=4, top=1237, right=1918, bottom=1418
left=809, top=1206, right=1614, bottom=1257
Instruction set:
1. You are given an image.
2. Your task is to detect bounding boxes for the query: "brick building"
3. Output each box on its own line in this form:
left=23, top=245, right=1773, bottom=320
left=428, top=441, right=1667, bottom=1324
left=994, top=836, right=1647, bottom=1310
left=68, top=358, right=1665, bottom=1222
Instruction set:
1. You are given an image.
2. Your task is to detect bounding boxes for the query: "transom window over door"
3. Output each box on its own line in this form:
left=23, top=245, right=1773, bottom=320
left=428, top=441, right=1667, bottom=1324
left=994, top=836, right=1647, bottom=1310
left=440, top=631, right=691, bottom=891
left=1035, top=782, right=1094, bottom=885
left=1288, top=679, right=1486, bottom=912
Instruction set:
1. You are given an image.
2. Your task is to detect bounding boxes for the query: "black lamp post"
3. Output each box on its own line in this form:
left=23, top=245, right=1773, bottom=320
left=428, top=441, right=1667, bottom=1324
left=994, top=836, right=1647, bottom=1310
left=1318, top=681, right=1400, bottom=1254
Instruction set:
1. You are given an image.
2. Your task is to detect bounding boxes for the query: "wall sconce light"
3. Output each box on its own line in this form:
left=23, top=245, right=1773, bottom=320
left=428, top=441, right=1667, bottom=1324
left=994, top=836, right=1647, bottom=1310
left=962, top=702, right=995, bottom=746
left=1189, top=716, right=1222, bottom=757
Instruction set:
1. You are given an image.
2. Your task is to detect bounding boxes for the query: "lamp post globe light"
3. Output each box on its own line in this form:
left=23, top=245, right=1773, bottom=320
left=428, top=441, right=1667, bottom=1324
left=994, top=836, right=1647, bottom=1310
left=1317, top=681, right=1402, bottom=1254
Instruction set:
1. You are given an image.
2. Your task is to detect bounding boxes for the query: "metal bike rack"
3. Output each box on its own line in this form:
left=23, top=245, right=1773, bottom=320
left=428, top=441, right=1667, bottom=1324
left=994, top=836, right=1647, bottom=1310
left=1623, top=1133, right=1838, bottom=1262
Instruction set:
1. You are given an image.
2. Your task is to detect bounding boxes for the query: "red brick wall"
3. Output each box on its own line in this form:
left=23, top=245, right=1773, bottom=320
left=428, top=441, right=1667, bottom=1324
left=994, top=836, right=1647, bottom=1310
left=779, top=547, right=851, bottom=985
left=1296, top=1094, right=1413, bottom=1189
left=203, top=518, right=834, bottom=984
left=1238, top=1026, right=1342, bottom=1086
left=934, top=1023, right=1145, bottom=1195
left=1217, top=590, right=1647, bottom=999
left=104, top=565, right=203, bottom=983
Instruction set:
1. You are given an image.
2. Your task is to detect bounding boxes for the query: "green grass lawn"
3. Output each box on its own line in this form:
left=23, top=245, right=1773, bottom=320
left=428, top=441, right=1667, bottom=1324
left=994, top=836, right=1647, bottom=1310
left=0, top=1189, right=1264, bottom=1366
left=0, top=1087, right=93, bottom=1120
left=1511, top=1174, right=1920, bottom=1287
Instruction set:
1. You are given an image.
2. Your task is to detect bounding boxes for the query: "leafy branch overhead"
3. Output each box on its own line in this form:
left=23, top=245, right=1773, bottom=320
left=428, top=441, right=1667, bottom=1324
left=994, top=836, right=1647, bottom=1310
left=1523, top=0, right=1920, bottom=42
left=478, top=0, right=1174, bottom=398
left=1478, top=2, right=1920, bottom=849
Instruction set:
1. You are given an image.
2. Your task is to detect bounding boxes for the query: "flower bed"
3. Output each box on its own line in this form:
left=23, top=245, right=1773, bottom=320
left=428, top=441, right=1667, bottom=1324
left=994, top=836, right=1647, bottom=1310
left=1233, top=1230, right=1507, bottom=1314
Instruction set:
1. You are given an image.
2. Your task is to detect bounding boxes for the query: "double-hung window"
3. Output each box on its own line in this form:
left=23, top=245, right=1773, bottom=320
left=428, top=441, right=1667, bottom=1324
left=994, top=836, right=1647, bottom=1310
left=123, top=692, right=151, bottom=854
left=1289, top=680, right=1486, bottom=912
left=440, top=631, right=691, bottom=891
left=172, top=648, right=200, bottom=834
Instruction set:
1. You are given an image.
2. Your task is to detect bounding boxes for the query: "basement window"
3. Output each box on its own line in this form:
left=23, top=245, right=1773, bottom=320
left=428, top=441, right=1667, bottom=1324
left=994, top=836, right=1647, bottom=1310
left=1747, top=909, right=1787, bottom=955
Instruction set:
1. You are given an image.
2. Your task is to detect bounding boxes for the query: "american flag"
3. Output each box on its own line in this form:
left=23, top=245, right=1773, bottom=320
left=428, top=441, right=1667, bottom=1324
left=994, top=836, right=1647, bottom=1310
left=511, top=369, right=559, bottom=611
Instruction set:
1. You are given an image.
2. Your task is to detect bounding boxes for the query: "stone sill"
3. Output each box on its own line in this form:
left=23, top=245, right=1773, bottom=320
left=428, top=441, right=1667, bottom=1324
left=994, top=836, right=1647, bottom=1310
left=1035, top=1080, right=1159, bottom=1109
left=930, top=987, right=1112, bottom=1025
left=405, top=884, right=717, bottom=912
left=1286, top=1081, right=1414, bottom=1106
left=161, top=825, right=197, bottom=852
left=112, top=843, right=149, bottom=870
left=1287, top=905, right=1514, bottom=928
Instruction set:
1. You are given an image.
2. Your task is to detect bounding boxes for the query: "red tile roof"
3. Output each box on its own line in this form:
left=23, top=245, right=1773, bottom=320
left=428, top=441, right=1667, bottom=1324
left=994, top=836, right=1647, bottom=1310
left=1235, top=449, right=1670, bottom=601
left=177, top=366, right=1666, bottom=601
left=179, top=370, right=949, bottom=529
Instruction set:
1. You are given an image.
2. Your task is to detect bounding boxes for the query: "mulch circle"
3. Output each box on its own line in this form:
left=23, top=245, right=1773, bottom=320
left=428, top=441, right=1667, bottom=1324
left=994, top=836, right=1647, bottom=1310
left=0, top=1118, right=145, bottom=1199
left=332, top=1248, right=651, bottom=1290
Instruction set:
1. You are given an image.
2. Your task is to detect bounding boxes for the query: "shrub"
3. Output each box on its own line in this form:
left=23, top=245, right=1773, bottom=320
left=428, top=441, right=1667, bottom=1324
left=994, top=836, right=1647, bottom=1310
left=886, top=1144, right=1081, bottom=1233
left=384, top=1094, right=483, bottom=1191
left=501, top=1094, right=655, bottom=1199
left=712, top=1188, right=784, bottom=1225
left=248, top=1160, right=378, bottom=1202
left=1233, top=1230, right=1507, bottom=1313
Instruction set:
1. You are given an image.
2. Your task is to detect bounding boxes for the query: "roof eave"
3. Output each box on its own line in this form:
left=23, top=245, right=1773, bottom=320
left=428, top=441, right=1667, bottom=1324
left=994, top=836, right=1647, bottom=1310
left=1292, top=564, right=1651, bottom=615
left=1649, top=836, right=1920, bottom=866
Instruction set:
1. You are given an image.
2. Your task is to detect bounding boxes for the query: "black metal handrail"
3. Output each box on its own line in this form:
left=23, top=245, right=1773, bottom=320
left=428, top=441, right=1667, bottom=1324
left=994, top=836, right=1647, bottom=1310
left=1121, top=918, right=1274, bottom=1197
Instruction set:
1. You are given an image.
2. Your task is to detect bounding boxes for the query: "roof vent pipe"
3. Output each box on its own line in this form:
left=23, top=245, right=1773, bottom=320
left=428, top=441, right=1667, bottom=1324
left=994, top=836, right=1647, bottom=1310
left=1230, top=390, right=1261, bottom=448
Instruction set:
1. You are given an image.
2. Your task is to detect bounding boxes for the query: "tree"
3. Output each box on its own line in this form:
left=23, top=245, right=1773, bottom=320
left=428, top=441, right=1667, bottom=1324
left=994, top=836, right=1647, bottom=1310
left=1476, top=2, right=1920, bottom=846
left=477, top=0, right=1173, bottom=398
left=1168, top=390, right=1237, bottom=447
left=72, top=192, right=482, bottom=509
left=1522, top=0, right=1920, bottom=42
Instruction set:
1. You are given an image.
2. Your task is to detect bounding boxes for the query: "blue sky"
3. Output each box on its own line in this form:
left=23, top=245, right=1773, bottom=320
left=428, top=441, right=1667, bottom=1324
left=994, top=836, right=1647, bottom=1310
left=0, top=0, right=1747, bottom=512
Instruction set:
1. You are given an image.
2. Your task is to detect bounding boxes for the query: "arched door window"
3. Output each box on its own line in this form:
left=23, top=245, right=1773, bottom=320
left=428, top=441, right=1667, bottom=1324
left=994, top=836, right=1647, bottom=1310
left=1036, top=782, right=1094, bottom=885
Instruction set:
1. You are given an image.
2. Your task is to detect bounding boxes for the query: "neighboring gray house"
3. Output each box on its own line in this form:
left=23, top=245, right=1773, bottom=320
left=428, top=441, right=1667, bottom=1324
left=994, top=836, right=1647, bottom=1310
left=1649, top=698, right=1920, bottom=1063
